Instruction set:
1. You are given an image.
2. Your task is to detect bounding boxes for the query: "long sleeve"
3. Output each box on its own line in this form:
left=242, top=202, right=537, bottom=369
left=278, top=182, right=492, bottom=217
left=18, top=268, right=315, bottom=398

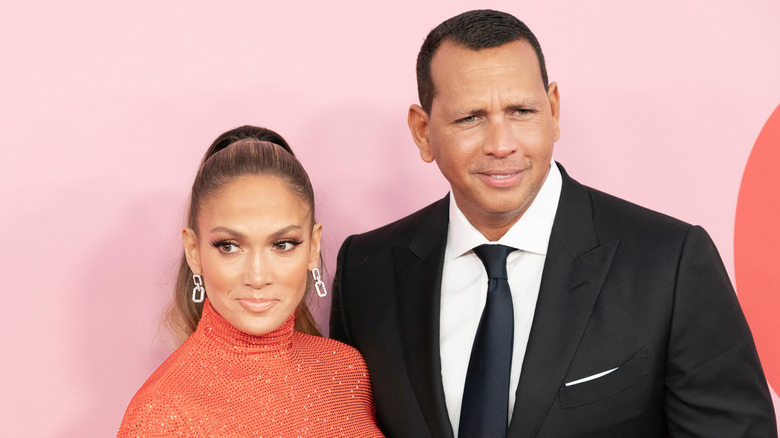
left=330, top=234, right=356, bottom=345
left=664, top=226, right=776, bottom=436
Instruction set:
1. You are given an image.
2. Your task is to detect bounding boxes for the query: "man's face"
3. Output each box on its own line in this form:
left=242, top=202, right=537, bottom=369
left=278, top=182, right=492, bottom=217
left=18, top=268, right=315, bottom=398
left=409, top=39, right=560, bottom=237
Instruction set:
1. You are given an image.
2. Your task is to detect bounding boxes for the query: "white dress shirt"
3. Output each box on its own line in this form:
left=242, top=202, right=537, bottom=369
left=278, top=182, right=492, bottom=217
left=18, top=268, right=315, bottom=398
left=439, top=161, right=562, bottom=435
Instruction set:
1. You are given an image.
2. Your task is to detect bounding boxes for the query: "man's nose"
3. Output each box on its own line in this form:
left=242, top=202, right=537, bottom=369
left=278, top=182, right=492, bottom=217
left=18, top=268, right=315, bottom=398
left=243, top=251, right=271, bottom=289
left=482, top=119, right=518, bottom=157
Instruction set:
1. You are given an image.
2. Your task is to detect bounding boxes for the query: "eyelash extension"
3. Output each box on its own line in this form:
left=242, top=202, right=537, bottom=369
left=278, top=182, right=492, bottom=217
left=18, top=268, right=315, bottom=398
left=206, top=238, right=304, bottom=252
left=209, top=239, right=238, bottom=249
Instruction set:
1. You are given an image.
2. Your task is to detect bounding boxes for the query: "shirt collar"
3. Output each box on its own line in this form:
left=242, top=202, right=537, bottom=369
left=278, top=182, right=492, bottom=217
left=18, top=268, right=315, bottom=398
left=445, top=159, right=562, bottom=260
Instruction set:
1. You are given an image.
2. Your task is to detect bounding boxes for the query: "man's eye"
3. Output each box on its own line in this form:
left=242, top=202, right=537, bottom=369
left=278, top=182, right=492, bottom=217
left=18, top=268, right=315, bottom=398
left=459, top=115, right=478, bottom=123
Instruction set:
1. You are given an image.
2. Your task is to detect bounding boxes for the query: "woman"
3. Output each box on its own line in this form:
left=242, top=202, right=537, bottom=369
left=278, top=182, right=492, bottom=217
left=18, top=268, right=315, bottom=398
left=118, top=126, right=383, bottom=437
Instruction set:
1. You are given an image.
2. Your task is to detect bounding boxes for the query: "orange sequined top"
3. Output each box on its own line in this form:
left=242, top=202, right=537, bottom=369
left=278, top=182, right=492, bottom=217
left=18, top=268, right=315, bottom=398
left=118, top=299, right=384, bottom=437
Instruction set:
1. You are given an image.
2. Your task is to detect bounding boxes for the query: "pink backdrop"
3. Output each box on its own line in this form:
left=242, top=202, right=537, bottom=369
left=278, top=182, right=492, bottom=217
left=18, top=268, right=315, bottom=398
left=1, top=1, right=778, bottom=436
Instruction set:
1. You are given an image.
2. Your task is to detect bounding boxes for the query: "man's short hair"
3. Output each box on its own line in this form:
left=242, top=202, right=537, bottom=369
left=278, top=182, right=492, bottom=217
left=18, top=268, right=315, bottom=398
left=416, top=9, right=549, bottom=114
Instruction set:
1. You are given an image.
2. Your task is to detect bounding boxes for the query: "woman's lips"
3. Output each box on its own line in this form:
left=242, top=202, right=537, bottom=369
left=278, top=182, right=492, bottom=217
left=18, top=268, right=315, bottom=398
left=478, top=170, right=523, bottom=188
left=236, top=298, right=277, bottom=313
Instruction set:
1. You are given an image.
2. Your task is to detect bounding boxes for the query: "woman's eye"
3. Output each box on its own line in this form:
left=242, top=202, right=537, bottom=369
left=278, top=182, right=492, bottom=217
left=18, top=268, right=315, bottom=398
left=210, top=240, right=240, bottom=253
left=274, top=240, right=300, bottom=251
left=220, top=243, right=238, bottom=253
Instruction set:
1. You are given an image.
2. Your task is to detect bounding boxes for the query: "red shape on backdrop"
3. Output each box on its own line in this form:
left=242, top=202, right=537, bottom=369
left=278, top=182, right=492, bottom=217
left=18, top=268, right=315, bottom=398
left=735, top=103, right=780, bottom=393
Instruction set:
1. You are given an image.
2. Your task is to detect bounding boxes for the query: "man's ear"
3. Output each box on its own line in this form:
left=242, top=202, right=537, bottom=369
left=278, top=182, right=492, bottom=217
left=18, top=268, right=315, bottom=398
left=182, top=227, right=202, bottom=274
left=308, top=223, right=323, bottom=271
left=547, top=81, right=561, bottom=142
left=408, top=104, right=434, bottom=163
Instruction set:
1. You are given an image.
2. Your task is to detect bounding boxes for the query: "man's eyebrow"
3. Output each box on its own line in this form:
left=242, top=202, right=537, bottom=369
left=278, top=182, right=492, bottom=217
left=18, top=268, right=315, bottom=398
left=505, top=104, right=537, bottom=113
left=506, top=99, right=543, bottom=109
left=451, top=108, right=486, bottom=117
left=451, top=99, right=543, bottom=115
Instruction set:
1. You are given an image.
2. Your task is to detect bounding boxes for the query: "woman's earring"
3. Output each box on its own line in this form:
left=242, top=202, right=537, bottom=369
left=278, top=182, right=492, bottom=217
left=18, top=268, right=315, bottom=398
left=312, top=268, right=327, bottom=298
left=192, top=274, right=205, bottom=303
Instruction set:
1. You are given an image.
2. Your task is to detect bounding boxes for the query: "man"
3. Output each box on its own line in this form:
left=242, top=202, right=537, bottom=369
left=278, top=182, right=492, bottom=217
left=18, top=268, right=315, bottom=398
left=330, top=9, right=776, bottom=437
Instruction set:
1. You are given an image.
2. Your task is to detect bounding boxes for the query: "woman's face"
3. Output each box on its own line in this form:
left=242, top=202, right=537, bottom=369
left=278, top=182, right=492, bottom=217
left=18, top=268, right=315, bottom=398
left=183, top=175, right=321, bottom=336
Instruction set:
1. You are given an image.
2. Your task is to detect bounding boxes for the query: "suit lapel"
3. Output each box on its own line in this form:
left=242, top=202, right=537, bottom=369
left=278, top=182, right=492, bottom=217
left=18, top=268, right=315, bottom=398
left=508, top=165, right=619, bottom=437
left=393, top=196, right=455, bottom=438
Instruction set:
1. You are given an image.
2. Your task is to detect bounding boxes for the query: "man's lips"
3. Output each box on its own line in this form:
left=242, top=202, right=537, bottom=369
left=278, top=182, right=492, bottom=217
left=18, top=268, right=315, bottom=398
left=236, top=298, right=278, bottom=313
left=477, top=170, right=523, bottom=187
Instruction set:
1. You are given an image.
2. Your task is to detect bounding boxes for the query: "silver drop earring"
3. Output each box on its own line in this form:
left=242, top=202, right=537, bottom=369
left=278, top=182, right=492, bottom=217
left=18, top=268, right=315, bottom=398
left=192, top=274, right=205, bottom=303
left=312, top=268, right=327, bottom=298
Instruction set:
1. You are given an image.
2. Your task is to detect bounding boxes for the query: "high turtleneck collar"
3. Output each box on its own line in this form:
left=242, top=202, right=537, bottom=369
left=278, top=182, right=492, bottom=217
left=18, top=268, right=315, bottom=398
left=195, top=298, right=296, bottom=355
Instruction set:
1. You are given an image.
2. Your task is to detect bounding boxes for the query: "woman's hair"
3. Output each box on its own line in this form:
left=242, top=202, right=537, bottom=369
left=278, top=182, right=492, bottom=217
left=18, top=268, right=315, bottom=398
left=200, top=125, right=294, bottom=161
left=165, top=126, right=321, bottom=344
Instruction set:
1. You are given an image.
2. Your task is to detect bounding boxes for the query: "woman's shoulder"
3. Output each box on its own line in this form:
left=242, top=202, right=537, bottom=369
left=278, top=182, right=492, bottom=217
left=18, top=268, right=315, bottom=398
left=117, top=339, right=202, bottom=436
left=118, top=379, right=186, bottom=437
left=131, top=337, right=196, bottom=391
left=293, top=332, right=369, bottom=369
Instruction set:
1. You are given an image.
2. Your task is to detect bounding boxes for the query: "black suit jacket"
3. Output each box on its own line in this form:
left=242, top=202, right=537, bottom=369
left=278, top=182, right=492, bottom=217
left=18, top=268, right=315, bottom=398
left=330, top=164, right=776, bottom=437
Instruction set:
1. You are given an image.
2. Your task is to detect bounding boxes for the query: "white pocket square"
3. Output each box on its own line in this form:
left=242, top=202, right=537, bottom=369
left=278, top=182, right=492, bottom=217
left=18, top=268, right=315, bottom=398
left=564, top=367, right=619, bottom=387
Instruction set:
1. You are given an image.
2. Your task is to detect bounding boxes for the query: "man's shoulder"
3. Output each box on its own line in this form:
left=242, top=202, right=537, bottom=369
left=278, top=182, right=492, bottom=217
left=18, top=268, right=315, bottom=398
left=560, top=165, right=693, bottom=236
left=344, top=196, right=448, bottom=250
left=568, top=177, right=697, bottom=248
left=590, top=185, right=689, bottom=226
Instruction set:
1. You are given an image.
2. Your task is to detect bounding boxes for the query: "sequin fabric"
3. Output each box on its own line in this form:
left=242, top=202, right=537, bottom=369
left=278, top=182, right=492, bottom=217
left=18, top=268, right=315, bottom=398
left=118, top=299, right=384, bottom=437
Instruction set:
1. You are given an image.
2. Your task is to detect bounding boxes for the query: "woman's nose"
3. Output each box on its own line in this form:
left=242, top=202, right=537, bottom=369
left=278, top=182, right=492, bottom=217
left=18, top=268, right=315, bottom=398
left=243, top=251, right=271, bottom=288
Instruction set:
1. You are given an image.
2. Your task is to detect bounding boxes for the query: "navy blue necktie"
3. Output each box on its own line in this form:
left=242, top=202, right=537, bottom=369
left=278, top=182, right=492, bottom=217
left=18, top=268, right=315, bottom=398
left=459, top=244, right=515, bottom=438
